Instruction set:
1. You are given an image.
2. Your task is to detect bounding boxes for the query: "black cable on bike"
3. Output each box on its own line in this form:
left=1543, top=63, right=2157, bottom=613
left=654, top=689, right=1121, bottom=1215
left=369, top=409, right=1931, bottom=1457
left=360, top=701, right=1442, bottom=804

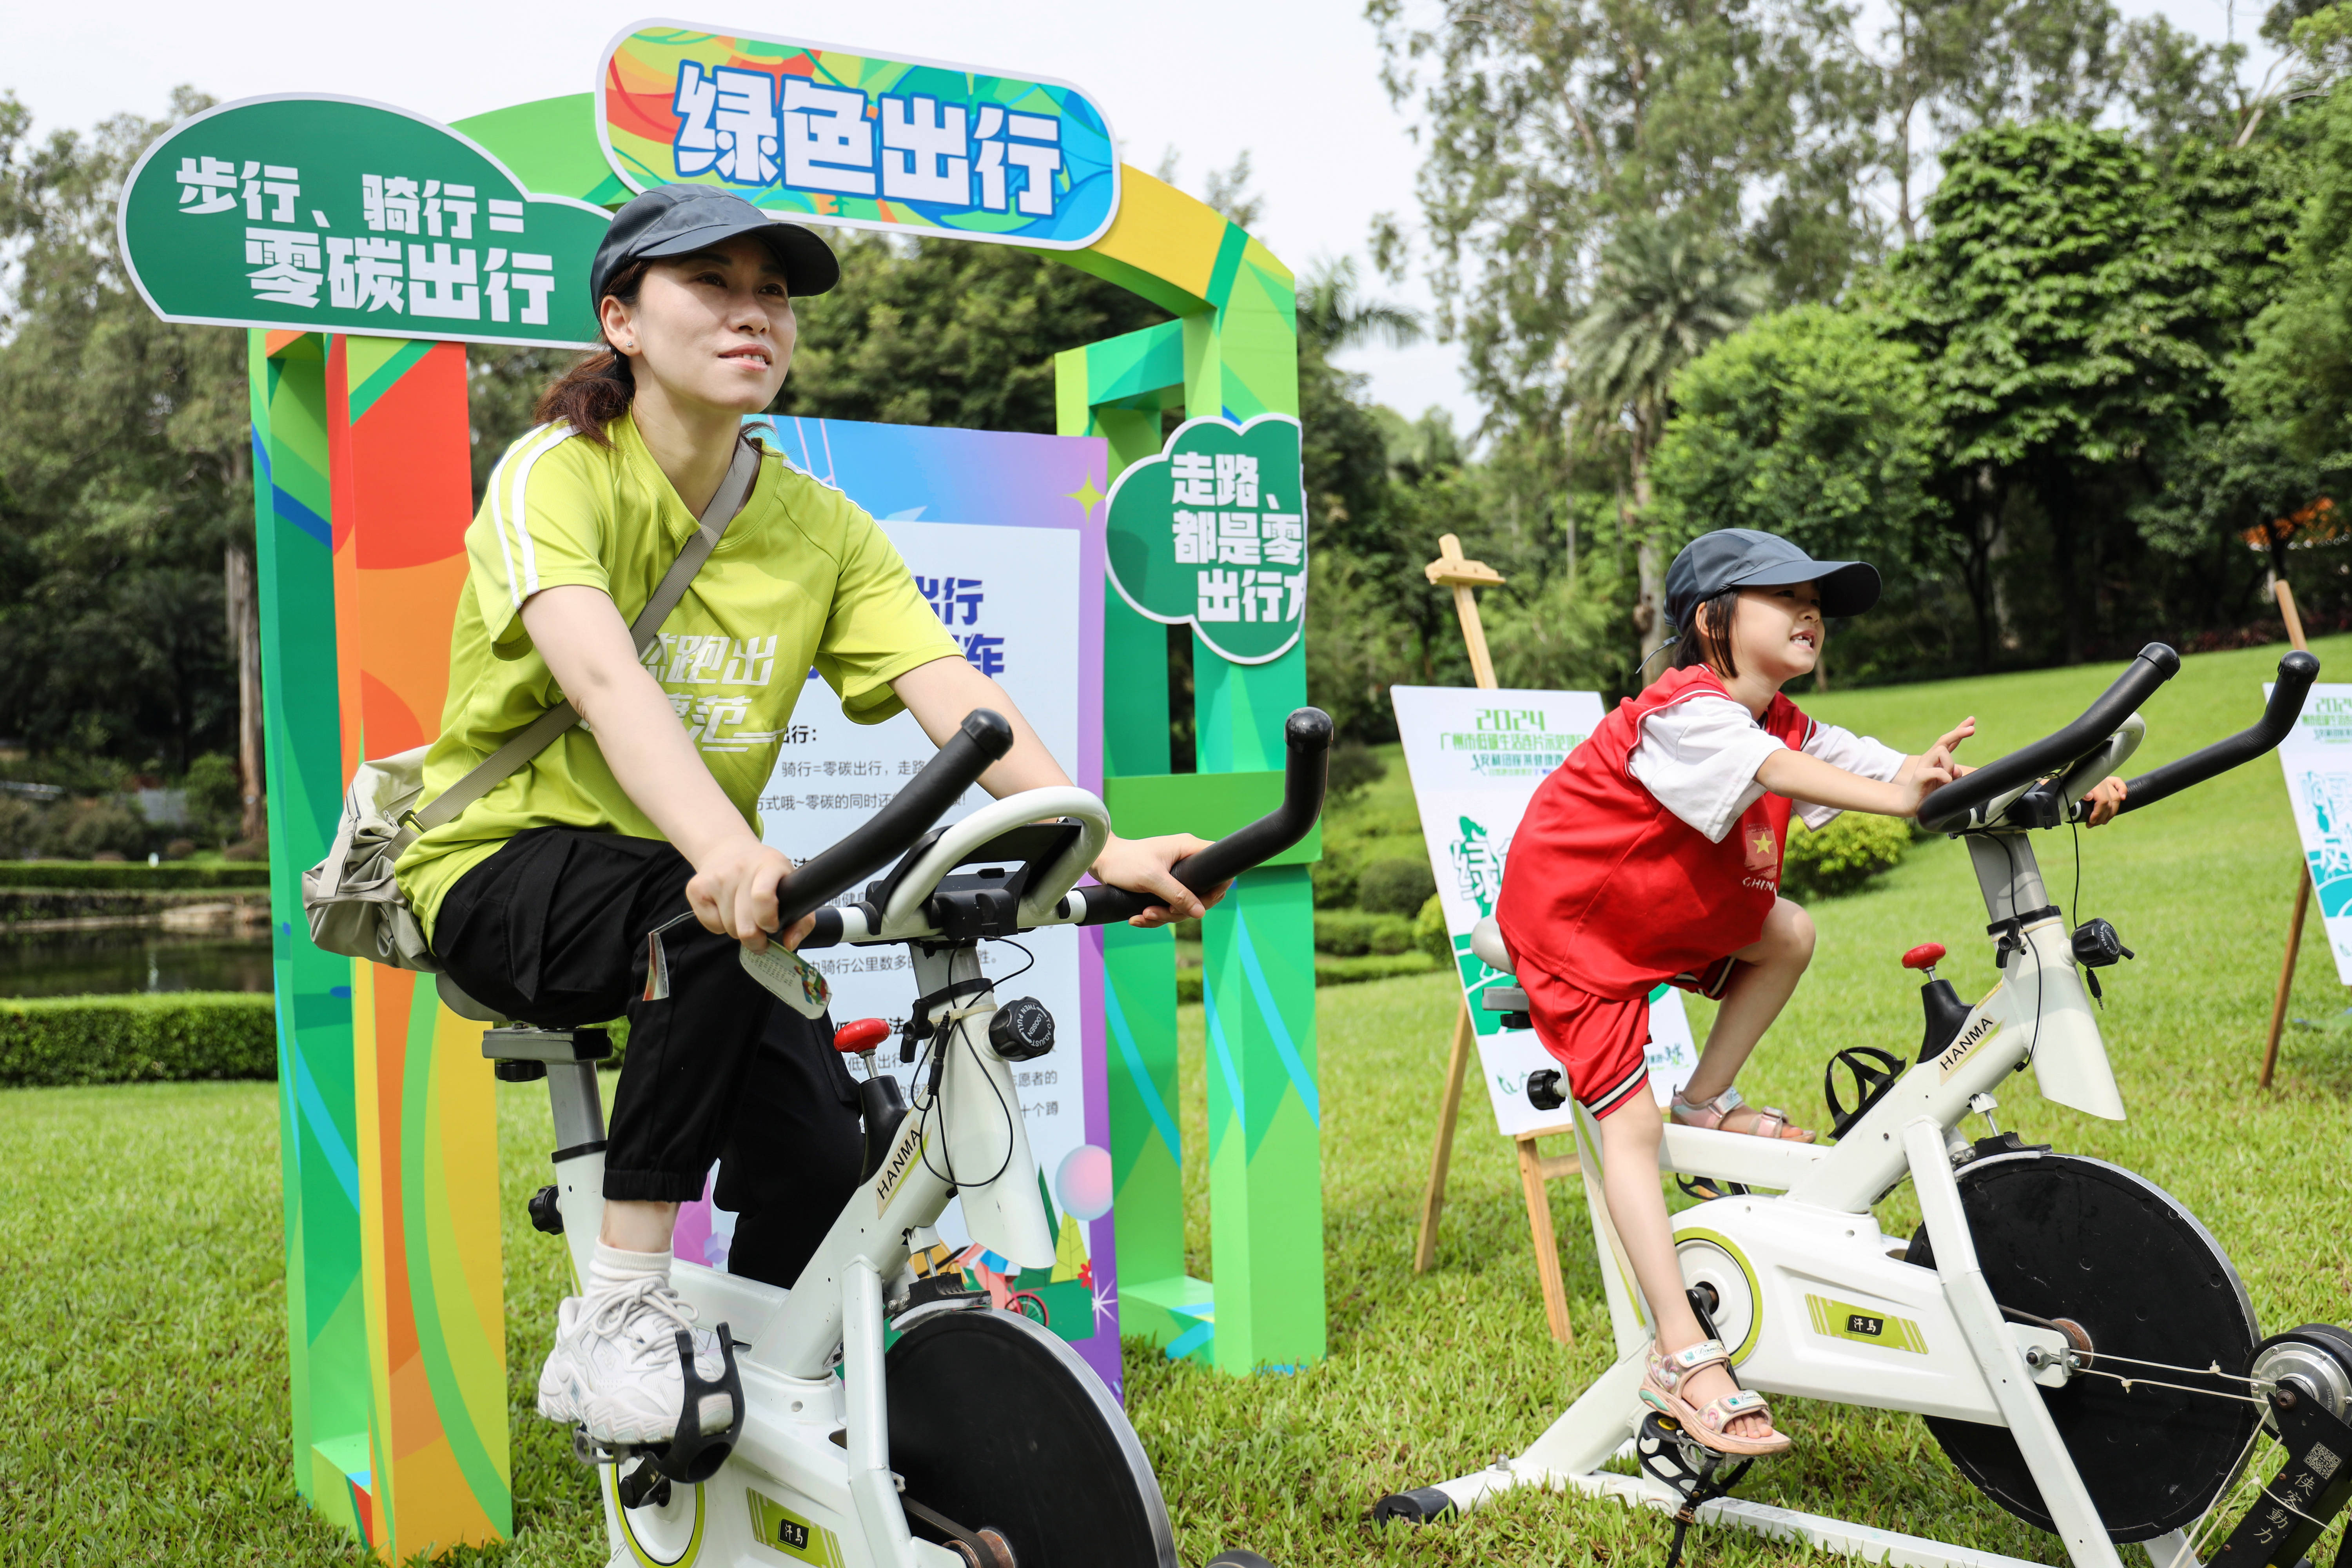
left=986, top=936, right=1036, bottom=991
left=913, top=1001, right=1019, bottom=1193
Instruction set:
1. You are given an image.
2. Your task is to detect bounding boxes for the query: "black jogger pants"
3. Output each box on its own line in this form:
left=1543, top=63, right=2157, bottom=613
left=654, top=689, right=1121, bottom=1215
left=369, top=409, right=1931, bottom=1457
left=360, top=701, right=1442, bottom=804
left=433, top=826, right=863, bottom=1287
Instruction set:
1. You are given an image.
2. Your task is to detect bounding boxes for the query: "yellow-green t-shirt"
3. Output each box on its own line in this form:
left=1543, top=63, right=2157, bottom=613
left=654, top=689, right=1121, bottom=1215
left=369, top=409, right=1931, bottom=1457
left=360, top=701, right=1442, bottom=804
left=394, top=414, right=960, bottom=939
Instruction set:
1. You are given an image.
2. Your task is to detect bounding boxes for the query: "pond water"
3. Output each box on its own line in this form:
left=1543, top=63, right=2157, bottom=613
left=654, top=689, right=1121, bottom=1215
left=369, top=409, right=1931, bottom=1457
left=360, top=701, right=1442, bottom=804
left=0, top=926, right=275, bottom=998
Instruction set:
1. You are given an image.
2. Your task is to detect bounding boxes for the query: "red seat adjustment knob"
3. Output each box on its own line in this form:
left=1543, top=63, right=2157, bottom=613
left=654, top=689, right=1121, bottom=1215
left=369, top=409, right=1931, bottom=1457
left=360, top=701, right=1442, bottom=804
left=1902, top=943, right=1947, bottom=971
left=833, top=1017, right=891, bottom=1054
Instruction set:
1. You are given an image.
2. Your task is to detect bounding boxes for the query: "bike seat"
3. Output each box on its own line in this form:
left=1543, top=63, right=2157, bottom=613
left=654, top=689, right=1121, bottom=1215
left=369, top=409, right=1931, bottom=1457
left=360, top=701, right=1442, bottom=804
left=437, top=972, right=505, bottom=1022
left=1470, top=917, right=1516, bottom=977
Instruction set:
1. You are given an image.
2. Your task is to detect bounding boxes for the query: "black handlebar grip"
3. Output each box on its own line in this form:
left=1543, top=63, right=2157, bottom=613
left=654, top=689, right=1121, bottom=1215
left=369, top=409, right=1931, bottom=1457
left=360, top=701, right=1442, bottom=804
left=772, top=707, right=1014, bottom=930
left=2096, top=649, right=2319, bottom=818
left=1078, top=707, right=1334, bottom=926
left=1917, top=642, right=2181, bottom=833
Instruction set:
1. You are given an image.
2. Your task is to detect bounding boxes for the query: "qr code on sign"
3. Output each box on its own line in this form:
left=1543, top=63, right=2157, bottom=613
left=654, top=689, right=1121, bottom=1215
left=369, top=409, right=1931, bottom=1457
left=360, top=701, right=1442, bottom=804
left=2310, top=1442, right=2341, bottom=1480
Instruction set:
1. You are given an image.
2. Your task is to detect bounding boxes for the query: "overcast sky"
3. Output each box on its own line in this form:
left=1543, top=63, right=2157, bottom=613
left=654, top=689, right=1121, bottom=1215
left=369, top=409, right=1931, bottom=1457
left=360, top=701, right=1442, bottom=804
left=5, top=0, right=2286, bottom=436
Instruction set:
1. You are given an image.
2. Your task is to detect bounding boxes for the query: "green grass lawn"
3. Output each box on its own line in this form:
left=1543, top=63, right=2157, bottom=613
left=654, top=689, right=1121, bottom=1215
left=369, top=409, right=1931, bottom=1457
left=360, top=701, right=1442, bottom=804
left=5, top=637, right=2351, bottom=1565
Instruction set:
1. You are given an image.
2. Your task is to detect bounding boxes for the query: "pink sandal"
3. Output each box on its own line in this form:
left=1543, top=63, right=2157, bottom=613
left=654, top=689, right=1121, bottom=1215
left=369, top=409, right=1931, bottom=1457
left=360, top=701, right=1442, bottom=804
left=1640, top=1338, right=1793, bottom=1457
left=1670, top=1085, right=1815, bottom=1144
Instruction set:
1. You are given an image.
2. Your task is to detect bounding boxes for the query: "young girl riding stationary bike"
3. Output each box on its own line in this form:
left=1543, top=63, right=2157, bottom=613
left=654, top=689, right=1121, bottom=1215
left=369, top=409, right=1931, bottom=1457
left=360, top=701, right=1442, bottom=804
left=393, top=186, right=1216, bottom=1450
left=1493, top=529, right=2124, bottom=1457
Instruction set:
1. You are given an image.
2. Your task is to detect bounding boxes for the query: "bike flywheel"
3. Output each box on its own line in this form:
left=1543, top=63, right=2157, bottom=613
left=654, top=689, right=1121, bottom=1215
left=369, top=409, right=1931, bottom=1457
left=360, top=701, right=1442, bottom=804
left=1905, top=1149, right=2261, bottom=1543
left=886, top=1304, right=1179, bottom=1568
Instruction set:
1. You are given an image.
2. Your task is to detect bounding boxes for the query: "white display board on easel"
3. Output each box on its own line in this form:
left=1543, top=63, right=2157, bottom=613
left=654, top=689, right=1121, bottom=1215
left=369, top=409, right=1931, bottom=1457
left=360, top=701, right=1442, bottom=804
left=2271, top=679, right=2352, bottom=984
left=1390, top=684, right=1701, bottom=1136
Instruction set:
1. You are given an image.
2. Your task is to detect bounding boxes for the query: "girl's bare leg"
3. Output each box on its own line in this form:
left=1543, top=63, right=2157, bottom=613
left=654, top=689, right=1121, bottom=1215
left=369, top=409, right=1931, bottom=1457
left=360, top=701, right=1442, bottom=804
left=1679, top=897, right=1815, bottom=1116
left=1597, top=1095, right=1771, bottom=1439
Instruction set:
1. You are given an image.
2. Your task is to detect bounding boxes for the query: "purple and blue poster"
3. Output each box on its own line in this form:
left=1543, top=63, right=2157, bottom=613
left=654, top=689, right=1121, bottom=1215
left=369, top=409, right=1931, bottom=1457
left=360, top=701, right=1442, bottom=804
left=670, top=413, right=1121, bottom=1393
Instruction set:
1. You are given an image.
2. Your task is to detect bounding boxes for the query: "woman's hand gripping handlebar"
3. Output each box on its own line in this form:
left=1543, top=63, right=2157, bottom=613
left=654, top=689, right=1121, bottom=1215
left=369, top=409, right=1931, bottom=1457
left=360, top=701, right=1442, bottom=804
left=1073, top=708, right=1336, bottom=927
left=699, top=709, right=1014, bottom=949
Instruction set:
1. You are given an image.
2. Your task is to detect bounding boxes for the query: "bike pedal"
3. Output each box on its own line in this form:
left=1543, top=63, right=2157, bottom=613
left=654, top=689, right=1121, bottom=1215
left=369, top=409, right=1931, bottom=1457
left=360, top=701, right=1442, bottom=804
left=1676, top=1174, right=1748, bottom=1203
left=616, top=1453, right=673, bottom=1511
left=570, top=1426, right=622, bottom=1468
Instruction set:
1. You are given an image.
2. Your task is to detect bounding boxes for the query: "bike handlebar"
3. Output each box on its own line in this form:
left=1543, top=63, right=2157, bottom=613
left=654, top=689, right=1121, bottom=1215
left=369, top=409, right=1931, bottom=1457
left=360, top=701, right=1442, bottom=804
left=1075, top=707, right=1335, bottom=926
left=2092, top=649, right=2318, bottom=819
left=773, top=708, right=1013, bottom=930
left=1916, top=643, right=2181, bottom=833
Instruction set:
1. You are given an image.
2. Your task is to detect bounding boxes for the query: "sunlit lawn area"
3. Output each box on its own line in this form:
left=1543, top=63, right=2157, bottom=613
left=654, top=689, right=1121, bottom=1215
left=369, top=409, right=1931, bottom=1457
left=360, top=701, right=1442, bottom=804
left=5, top=637, right=2350, bottom=1564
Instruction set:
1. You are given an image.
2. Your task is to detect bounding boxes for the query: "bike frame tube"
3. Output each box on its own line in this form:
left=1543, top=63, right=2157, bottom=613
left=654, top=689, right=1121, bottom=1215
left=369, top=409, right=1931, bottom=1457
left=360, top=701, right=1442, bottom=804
left=1654, top=828, right=2124, bottom=1210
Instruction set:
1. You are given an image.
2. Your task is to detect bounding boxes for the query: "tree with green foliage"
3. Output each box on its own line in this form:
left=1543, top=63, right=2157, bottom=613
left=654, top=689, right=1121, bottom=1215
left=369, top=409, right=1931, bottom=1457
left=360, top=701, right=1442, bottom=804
left=0, top=89, right=253, bottom=786
left=1567, top=217, right=1767, bottom=660
left=1884, top=120, right=2240, bottom=664
left=766, top=232, right=1169, bottom=434
left=1368, top=0, right=1878, bottom=444
left=1648, top=304, right=1944, bottom=680
left=2235, top=83, right=2352, bottom=475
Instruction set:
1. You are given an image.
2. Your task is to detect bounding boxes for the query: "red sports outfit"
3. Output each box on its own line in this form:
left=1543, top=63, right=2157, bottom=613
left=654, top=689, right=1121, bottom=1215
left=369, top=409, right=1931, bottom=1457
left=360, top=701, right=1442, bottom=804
left=1496, top=666, right=1814, bottom=1115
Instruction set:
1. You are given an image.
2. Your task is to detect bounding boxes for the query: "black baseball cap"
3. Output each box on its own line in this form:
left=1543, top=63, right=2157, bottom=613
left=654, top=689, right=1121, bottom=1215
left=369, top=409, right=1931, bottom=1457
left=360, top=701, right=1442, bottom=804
left=590, top=185, right=840, bottom=307
left=1664, top=528, right=1880, bottom=633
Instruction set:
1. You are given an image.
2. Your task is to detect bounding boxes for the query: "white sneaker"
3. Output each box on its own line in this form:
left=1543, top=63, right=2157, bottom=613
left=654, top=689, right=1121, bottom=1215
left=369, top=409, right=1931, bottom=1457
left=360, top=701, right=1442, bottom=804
left=537, top=1273, right=733, bottom=1445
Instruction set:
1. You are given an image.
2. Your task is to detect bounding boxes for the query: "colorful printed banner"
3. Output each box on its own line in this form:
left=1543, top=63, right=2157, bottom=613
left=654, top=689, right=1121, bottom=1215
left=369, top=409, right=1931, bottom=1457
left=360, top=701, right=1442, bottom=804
left=599, top=23, right=1120, bottom=250
left=662, top=412, right=1125, bottom=1390
left=1103, top=414, right=1306, bottom=666
left=119, top=97, right=608, bottom=347
left=2273, top=680, right=2352, bottom=983
left=1390, top=685, right=1699, bottom=1137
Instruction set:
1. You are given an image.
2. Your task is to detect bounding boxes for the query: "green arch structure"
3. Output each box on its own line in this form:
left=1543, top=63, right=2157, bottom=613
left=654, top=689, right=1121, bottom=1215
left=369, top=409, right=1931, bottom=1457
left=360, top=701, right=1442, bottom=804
left=249, top=88, right=1321, bottom=1561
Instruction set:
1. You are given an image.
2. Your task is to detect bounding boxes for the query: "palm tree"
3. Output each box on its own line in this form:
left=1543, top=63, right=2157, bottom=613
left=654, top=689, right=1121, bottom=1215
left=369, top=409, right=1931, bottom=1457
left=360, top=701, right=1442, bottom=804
left=1297, top=256, right=1424, bottom=356
left=1568, top=217, right=1768, bottom=662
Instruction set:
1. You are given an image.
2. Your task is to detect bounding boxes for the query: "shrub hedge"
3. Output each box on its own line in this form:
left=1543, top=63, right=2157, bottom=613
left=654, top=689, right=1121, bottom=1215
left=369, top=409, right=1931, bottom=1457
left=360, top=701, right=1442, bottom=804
left=1355, top=857, right=1437, bottom=916
left=1782, top=813, right=1910, bottom=900
left=1174, top=951, right=1434, bottom=1004
left=0, top=993, right=277, bottom=1087
left=0, top=888, right=269, bottom=925
left=1312, top=909, right=1418, bottom=956
left=0, top=862, right=270, bottom=890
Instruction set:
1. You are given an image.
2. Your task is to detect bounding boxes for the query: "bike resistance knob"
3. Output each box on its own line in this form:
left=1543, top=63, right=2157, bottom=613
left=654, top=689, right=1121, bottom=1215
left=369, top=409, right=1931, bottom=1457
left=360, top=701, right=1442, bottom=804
left=1902, top=942, right=1946, bottom=975
left=527, top=1184, right=564, bottom=1236
left=989, top=996, right=1056, bottom=1062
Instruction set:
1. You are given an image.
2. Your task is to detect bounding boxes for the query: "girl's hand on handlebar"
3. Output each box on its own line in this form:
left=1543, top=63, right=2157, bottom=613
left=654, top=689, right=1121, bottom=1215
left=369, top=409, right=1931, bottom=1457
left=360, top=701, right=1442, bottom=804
left=2081, top=775, right=2129, bottom=827
left=687, top=838, right=817, bottom=953
left=1093, top=832, right=1227, bottom=927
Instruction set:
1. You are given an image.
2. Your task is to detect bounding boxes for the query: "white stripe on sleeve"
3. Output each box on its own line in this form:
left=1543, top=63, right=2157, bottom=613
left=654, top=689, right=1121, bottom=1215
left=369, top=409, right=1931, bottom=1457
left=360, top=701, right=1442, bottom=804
left=497, top=422, right=574, bottom=606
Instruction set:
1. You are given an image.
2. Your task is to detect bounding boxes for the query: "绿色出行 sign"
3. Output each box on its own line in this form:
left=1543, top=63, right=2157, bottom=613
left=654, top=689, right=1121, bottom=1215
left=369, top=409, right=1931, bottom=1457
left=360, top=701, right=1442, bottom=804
left=118, top=96, right=608, bottom=347
left=599, top=22, right=1120, bottom=251
left=1104, top=414, right=1307, bottom=666
left=1390, top=685, right=1699, bottom=1137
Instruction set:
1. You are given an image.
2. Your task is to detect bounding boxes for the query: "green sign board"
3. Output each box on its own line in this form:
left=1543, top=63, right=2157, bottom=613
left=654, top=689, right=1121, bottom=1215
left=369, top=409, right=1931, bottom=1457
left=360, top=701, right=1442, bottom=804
left=118, top=96, right=608, bottom=348
left=1103, top=414, right=1307, bottom=664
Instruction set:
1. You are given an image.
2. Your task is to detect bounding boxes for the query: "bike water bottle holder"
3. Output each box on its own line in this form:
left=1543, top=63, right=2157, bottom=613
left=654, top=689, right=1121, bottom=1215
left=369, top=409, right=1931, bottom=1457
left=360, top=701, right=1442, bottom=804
left=1823, top=1046, right=1907, bottom=1140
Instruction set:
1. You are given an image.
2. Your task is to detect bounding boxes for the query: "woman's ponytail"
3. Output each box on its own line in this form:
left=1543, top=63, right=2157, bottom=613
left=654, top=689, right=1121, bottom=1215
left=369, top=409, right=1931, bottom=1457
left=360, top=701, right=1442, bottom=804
left=532, top=258, right=653, bottom=447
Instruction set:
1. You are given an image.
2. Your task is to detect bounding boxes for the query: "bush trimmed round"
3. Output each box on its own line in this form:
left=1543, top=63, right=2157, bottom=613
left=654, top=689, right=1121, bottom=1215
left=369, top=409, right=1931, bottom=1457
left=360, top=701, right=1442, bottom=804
left=1356, top=857, right=1436, bottom=916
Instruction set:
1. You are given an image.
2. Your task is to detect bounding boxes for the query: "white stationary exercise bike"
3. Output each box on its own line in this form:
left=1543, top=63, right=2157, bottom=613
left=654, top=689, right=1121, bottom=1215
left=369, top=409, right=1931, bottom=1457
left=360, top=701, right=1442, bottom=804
left=483, top=706, right=1333, bottom=1568
left=1378, top=646, right=2352, bottom=1568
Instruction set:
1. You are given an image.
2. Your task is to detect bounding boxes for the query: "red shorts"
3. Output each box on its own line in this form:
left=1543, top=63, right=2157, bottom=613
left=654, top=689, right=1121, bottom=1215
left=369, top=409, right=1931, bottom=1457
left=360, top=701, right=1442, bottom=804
left=1519, top=956, right=1740, bottom=1119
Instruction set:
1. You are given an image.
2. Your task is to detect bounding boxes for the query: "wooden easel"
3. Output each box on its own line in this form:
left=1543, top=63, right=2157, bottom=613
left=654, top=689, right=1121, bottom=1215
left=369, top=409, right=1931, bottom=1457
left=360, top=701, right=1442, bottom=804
left=2262, top=579, right=2315, bottom=1089
left=1410, top=534, right=1584, bottom=1344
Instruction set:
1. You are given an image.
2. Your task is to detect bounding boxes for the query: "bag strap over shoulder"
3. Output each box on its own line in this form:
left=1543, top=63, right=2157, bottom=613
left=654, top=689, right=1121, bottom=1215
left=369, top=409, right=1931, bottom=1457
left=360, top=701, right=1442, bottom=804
left=409, top=433, right=763, bottom=834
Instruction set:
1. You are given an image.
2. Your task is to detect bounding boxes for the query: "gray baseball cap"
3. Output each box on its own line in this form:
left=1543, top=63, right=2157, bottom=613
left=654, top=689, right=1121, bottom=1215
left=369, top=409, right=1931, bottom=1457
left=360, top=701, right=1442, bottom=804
left=590, top=185, right=840, bottom=306
left=1664, top=528, right=1880, bottom=632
